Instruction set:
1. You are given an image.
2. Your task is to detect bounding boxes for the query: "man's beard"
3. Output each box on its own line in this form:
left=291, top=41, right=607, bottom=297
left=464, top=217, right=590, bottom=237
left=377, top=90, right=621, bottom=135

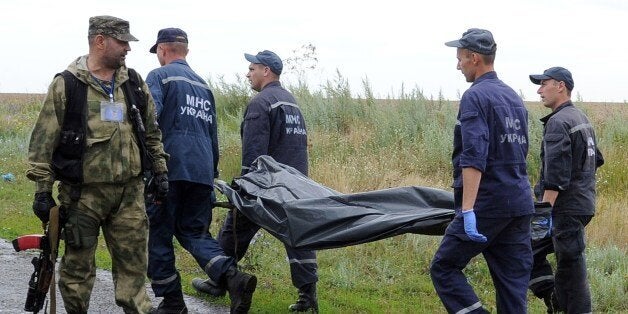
left=103, top=54, right=125, bottom=70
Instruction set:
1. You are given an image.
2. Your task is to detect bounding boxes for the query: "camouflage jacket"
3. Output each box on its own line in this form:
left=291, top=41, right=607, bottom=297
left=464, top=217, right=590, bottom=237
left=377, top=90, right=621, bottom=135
left=26, top=55, right=168, bottom=192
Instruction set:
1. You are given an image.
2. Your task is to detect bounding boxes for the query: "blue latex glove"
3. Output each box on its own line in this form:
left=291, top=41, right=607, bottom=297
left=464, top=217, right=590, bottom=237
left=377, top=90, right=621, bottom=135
left=462, top=209, right=487, bottom=242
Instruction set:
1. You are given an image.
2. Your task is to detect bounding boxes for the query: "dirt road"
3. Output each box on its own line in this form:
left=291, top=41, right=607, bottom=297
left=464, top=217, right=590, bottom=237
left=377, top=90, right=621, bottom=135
left=0, top=238, right=228, bottom=313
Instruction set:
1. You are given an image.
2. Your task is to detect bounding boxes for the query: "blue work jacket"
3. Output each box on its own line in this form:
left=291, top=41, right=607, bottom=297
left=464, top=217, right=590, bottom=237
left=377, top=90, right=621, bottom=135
left=452, top=71, right=534, bottom=217
left=146, top=59, right=219, bottom=186
left=241, top=81, right=308, bottom=176
left=535, top=101, right=603, bottom=216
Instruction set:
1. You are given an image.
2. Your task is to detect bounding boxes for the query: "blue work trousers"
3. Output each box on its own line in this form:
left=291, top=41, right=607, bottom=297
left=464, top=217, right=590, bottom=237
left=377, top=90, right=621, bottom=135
left=147, top=181, right=235, bottom=296
left=529, top=215, right=592, bottom=313
left=430, top=214, right=533, bottom=314
left=218, top=209, right=318, bottom=288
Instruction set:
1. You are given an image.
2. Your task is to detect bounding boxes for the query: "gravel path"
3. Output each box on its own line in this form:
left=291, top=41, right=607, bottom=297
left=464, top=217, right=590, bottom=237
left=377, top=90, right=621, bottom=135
left=0, top=238, right=229, bottom=313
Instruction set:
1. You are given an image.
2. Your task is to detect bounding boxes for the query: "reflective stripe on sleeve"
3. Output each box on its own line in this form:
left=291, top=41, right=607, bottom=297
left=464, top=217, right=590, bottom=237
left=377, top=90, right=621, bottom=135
left=161, top=76, right=211, bottom=90
left=569, top=123, right=592, bottom=134
left=270, top=101, right=299, bottom=109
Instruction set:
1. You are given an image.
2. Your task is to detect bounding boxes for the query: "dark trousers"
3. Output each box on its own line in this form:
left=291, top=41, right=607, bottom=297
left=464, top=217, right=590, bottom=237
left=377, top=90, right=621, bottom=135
left=430, top=214, right=532, bottom=314
left=147, top=181, right=235, bottom=296
left=218, top=209, right=318, bottom=288
left=529, top=215, right=592, bottom=313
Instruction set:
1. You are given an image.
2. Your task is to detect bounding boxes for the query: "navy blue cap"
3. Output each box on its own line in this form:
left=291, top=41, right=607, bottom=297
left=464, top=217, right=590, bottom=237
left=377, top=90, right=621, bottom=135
left=244, top=50, right=283, bottom=75
left=529, top=67, right=574, bottom=91
left=149, top=28, right=188, bottom=53
left=445, top=28, right=497, bottom=55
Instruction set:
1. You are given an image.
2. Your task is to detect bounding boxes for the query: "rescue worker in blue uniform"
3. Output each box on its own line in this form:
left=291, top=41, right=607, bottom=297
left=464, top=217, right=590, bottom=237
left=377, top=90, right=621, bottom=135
left=192, top=50, right=318, bottom=313
left=430, top=28, right=535, bottom=313
left=528, top=67, right=603, bottom=314
left=145, top=28, right=256, bottom=314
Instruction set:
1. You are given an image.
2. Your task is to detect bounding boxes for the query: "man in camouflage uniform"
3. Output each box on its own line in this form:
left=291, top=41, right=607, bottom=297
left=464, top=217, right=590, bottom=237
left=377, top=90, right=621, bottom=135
left=26, top=15, right=168, bottom=314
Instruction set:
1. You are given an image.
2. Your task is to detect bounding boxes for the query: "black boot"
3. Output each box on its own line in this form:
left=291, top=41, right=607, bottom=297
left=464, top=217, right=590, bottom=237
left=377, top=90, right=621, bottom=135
left=288, top=283, right=318, bottom=313
left=192, top=278, right=227, bottom=297
left=225, top=266, right=257, bottom=314
left=155, top=289, right=188, bottom=314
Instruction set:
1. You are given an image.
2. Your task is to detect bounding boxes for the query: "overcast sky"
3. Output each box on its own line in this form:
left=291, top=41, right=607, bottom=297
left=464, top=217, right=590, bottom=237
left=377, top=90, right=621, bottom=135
left=1, top=0, right=627, bottom=102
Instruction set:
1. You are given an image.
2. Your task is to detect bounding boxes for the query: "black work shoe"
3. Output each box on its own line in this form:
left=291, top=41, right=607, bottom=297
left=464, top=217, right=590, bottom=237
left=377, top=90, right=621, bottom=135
left=154, top=300, right=188, bottom=314
left=192, top=277, right=227, bottom=297
left=288, top=283, right=318, bottom=313
left=288, top=300, right=318, bottom=313
left=225, top=267, right=257, bottom=314
left=155, top=289, right=188, bottom=314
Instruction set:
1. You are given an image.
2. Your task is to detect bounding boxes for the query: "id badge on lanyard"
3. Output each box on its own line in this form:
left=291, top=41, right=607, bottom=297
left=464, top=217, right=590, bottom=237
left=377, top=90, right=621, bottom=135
left=94, top=73, right=124, bottom=122
left=101, top=101, right=124, bottom=122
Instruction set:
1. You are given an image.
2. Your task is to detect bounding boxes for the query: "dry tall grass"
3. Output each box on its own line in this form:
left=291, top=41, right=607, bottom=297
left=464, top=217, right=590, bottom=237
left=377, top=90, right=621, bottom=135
left=303, top=99, right=628, bottom=250
left=2, top=91, right=626, bottom=312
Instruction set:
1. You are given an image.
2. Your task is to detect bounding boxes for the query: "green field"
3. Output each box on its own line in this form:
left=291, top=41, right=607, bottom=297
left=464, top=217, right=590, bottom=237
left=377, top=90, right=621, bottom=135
left=1, top=81, right=626, bottom=313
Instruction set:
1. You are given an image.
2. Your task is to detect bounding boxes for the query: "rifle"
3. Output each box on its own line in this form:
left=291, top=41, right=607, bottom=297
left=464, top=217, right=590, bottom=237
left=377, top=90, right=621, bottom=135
left=129, top=104, right=159, bottom=204
left=12, top=206, right=63, bottom=313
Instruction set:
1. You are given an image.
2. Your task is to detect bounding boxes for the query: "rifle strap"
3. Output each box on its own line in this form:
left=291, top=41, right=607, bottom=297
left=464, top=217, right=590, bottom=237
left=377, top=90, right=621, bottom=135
left=121, top=68, right=152, bottom=176
left=48, top=206, right=61, bottom=314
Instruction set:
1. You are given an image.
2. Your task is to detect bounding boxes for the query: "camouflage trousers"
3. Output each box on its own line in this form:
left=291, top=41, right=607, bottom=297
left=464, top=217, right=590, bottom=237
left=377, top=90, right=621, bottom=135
left=57, top=177, right=152, bottom=314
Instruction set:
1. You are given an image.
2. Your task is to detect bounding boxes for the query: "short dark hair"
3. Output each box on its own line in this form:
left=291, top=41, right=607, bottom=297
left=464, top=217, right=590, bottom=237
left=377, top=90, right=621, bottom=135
left=463, top=48, right=495, bottom=65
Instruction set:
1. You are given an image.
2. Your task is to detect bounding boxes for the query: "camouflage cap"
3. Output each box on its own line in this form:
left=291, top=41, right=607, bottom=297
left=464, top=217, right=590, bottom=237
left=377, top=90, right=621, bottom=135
left=88, top=15, right=138, bottom=42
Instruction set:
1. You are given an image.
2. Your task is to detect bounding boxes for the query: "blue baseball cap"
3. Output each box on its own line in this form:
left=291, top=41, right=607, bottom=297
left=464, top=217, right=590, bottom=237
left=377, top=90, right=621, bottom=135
left=529, top=67, right=574, bottom=91
left=244, top=50, right=283, bottom=75
left=445, top=28, right=497, bottom=55
left=149, top=28, right=188, bottom=53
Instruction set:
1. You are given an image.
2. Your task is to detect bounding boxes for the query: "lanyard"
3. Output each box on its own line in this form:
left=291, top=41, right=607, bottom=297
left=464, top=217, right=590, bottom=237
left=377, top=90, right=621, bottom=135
left=92, top=73, right=115, bottom=102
